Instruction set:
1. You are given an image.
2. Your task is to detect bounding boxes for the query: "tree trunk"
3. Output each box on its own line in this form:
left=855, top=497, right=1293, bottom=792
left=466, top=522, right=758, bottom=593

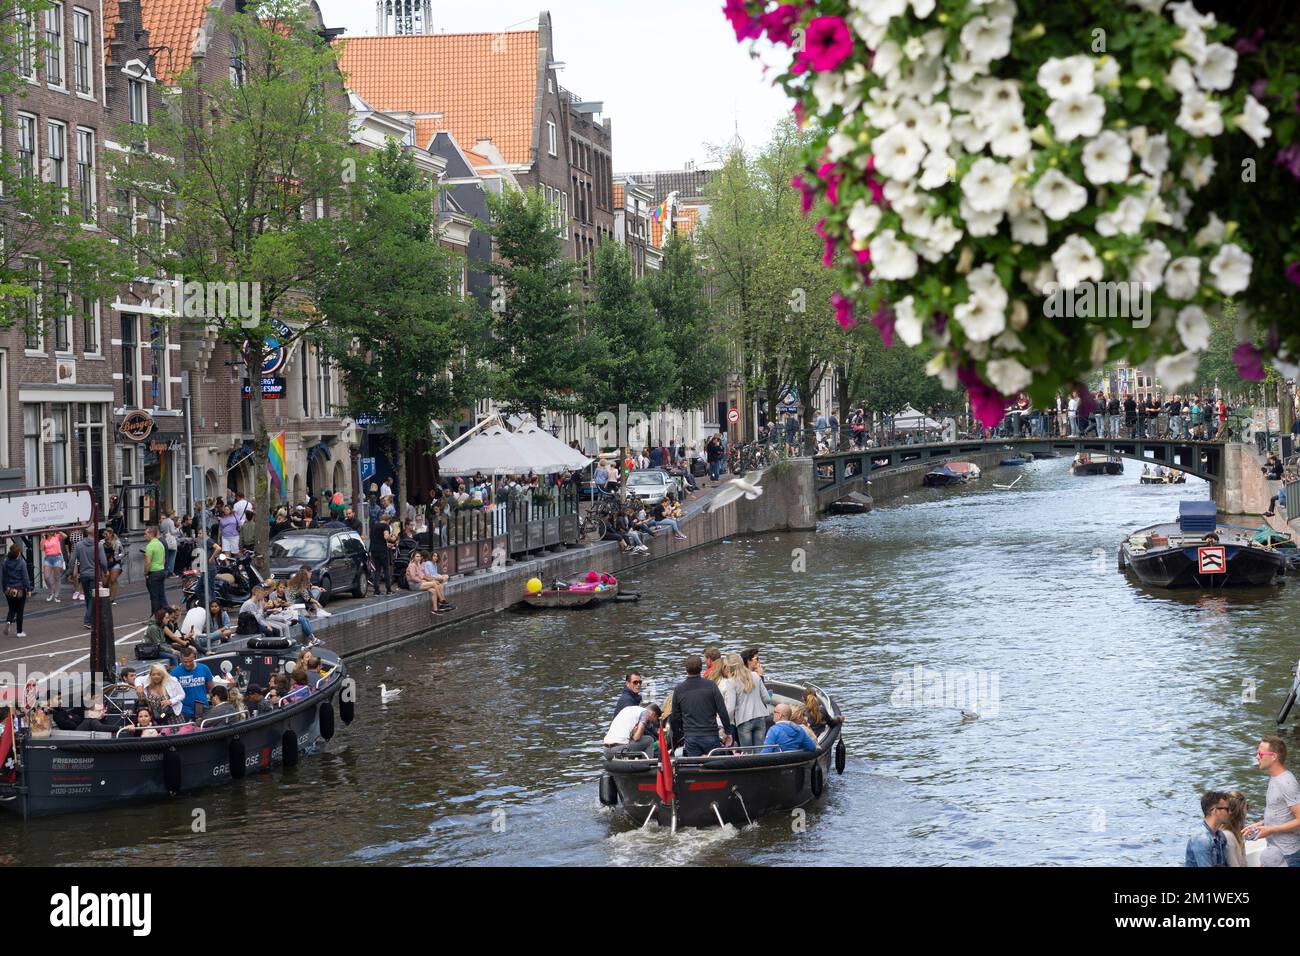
left=246, top=356, right=271, bottom=579
left=396, top=435, right=408, bottom=521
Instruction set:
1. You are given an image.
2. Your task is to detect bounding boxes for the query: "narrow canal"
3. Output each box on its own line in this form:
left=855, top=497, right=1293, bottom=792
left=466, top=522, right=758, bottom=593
left=6, top=459, right=1297, bottom=866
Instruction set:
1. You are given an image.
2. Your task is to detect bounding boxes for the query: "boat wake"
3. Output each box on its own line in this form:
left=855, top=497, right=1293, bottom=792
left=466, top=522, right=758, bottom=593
left=604, top=813, right=758, bottom=866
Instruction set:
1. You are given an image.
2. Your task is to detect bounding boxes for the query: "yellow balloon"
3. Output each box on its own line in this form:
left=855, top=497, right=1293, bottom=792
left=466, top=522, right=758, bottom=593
left=526, top=577, right=543, bottom=594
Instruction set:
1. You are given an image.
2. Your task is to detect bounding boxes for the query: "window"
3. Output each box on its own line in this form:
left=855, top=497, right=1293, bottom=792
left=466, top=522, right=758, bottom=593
left=128, top=78, right=147, bottom=125
left=47, top=121, right=68, bottom=207
left=76, top=128, right=95, bottom=221
left=229, top=32, right=245, bottom=87
left=75, top=403, right=105, bottom=506
left=48, top=405, right=68, bottom=485
left=562, top=192, right=568, bottom=239
left=44, top=5, right=64, bottom=87
left=52, top=270, right=71, bottom=353
left=120, top=313, right=138, bottom=408
left=547, top=119, right=557, bottom=157
left=17, top=114, right=37, bottom=180
left=148, top=321, right=165, bottom=409
left=23, top=405, right=41, bottom=487
left=316, top=348, right=333, bottom=416
left=73, top=8, right=92, bottom=94
left=299, top=345, right=311, bottom=417
left=17, top=9, right=35, bottom=81
left=81, top=295, right=99, bottom=354
left=23, top=262, right=42, bottom=352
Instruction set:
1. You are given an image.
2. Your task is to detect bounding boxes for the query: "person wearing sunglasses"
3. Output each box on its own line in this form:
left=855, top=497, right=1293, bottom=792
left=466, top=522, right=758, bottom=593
left=1244, top=736, right=1300, bottom=865
left=1185, top=791, right=1229, bottom=867
left=614, top=672, right=643, bottom=718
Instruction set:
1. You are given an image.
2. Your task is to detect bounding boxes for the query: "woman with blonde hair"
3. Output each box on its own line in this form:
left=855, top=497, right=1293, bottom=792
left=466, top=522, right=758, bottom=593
left=1223, top=790, right=1249, bottom=867
left=142, top=664, right=178, bottom=724
left=727, top=653, right=771, bottom=749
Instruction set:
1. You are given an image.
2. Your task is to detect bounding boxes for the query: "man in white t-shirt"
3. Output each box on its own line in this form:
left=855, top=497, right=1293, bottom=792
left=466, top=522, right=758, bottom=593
left=603, top=703, right=661, bottom=758
left=380, top=478, right=393, bottom=500
left=1245, top=735, right=1300, bottom=865
left=1067, top=393, right=1080, bottom=436
left=232, top=493, right=251, bottom=526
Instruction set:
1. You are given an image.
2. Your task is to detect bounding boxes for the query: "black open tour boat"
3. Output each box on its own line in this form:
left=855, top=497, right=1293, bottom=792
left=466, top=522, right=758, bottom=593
left=1073, top=453, right=1124, bottom=476
left=1118, top=500, right=1286, bottom=589
left=599, top=680, right=844, bottom=830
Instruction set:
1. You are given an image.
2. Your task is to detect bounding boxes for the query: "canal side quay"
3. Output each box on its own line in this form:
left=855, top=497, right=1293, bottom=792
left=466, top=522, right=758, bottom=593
left=8, top=441, right=1285, bottom=679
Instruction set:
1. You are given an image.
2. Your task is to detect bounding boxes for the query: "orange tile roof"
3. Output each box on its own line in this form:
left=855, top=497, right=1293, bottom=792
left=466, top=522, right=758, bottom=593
left=460, top=147, right=494, bottom=169
left=651, top=204, right=701, bottom=248
left=338, top=32, right=539, bottom=168
left=136, top=0, right=217, bottom=83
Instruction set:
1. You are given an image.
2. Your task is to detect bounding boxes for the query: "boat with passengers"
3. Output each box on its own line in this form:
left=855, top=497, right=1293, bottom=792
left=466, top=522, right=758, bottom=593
left=599, top=679, right=844, bottom=830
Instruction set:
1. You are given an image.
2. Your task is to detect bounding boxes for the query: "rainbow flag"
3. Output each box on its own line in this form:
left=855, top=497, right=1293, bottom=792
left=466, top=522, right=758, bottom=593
left=268, top=432, right=286, bottom=501
left=652, top=200, right=667, bottom=223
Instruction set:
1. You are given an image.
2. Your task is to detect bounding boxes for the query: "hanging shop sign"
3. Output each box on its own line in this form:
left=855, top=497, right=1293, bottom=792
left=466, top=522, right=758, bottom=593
left=242, top=319, right=293, bottom=377
left=119, top=410, right=156, bottom=442
left=242, top=376, right=286, bottom=399
left=147, top=433, right=185, bottom=454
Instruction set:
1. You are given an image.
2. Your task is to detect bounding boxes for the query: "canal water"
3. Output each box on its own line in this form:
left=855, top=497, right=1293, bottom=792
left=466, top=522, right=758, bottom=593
left=6, top=459, right=1298, bottom=866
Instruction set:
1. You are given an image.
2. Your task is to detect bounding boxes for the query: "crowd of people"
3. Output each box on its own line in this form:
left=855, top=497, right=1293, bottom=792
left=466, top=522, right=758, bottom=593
left=993, top=391, right=1238, bottom=441
left=1186, top=735, right=1300, bottom=867
left=602, top=647, right=827, bottom=759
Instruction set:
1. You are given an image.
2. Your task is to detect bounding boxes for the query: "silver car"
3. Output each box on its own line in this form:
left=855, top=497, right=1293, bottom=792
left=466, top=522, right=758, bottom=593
left=624, top=469, right=674, bottom=505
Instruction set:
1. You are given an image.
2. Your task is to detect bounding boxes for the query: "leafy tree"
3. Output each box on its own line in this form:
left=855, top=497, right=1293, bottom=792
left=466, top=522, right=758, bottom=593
left=106, top=0, right=356, bottom=572
left=482, top=187, right=588, bottom=423
left=315, top=141, right=484, bottom=502
left=837, top=324, right=956, bottom=422
left=645, top=231, right=728, bottom=415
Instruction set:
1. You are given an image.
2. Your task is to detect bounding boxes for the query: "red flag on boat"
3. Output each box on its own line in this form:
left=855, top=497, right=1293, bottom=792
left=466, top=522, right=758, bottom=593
left=655, top=725, right=674, bottom=804
left=0, top=711, right=14, bottom=783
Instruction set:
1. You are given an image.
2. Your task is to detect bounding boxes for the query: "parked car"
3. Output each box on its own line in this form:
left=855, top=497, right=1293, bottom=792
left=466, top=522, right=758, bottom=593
left=624, top=469, right=676, bottom=506
left=268, top=529, right=368, bottom=604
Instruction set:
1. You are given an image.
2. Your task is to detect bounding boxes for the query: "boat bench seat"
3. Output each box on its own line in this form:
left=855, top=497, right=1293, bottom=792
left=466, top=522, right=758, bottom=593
left=43, top=729, right=116, bottom=740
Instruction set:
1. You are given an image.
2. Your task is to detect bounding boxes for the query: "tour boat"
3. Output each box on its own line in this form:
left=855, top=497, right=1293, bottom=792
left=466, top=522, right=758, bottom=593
left=1139, top=468, right=1186, bottom=485
left=0, top=639, right=353, bottom=819
left=599, top=679, right=844, bottom=830
left=1118, top=500, right=1286, bottom=589
left=1072, top=453, right=1124, bottom=476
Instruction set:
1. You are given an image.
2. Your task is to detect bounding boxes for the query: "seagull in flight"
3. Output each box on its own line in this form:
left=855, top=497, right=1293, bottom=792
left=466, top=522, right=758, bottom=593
left=708, top=471, right=765, bottom=513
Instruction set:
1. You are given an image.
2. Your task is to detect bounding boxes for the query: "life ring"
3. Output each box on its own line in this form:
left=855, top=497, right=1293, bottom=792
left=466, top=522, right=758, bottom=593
left=834, top=739, right=846, bottom=775
left=1278, top=687, right=1298, bottom=726
left=281, top=729, right=299, bottom=768
left=163, top=746, right=182, bottom=794
left=810, top=763, right=824, bottom=798
left=339, top=692, right=355, bottom=725
left=318, top=701, right=335, bottom=741
left=229, top=737, right=247, bottom=779
left=598, top=773, right=618, bottom=807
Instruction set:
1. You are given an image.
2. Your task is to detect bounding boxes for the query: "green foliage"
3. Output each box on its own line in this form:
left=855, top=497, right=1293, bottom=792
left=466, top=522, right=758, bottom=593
left=645, top=231, right=727, bottom=413
left=482, top=187, right=588, bottom=420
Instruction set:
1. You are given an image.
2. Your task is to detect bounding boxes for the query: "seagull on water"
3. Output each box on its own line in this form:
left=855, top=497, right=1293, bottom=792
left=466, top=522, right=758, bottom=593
left=380, top=684, right=402, bottom=703
left=707, top=471, right=765, bottom=513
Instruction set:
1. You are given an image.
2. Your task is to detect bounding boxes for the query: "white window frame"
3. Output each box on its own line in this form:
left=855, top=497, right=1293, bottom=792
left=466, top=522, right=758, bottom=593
left=22, top=260, right=43, bottom=354
left=44, top=4, right=65, bottom=89
left=128, top=77, right=148, bottom=126
left=47, top=121, right=68, bottom=211
left=52, top=263, right=73, bottom=355
left=81, top=294, right=99, bottom=356
left=72, top=7, right=92, bottom=96
left=23, top=404, right=42, bottom=487
left=18, top=10, right=36, bottom=82
left=75, top=126, right=95, bottom=221
left=562, top=192, right=569, bottom=239
left=547, top=119, right=557, bottom=157
left=120, top=312, right=139, bottom=408
left=16, top=113, right=38, bottom=180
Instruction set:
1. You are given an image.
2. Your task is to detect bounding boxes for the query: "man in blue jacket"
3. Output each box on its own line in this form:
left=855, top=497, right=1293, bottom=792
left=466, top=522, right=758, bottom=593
left=763, top=703, right=817, bottom=753
left=1185, top=791, right=1229, bottom=866
left=668, top=656, right=732, bottom=756
left=614, top=672, right=642, bottom=717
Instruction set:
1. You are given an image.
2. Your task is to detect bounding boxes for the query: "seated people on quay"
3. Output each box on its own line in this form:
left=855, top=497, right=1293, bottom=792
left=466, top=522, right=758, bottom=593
left=239, top=586, right=290, bottom=640
left=406, top=550, right=453, bottom=615
left=648, top=499, right=688, bottom=540
left=603, top=703, right=662, bottom=758
left=142, top=607, right=188, bottom=665
left=763, top=703, right=817, bottom=753
left=668, top=655, right=733, bottom=757
left=284, top=567, right=322, bottom=643
left=171, top=646, right=215, bottom=721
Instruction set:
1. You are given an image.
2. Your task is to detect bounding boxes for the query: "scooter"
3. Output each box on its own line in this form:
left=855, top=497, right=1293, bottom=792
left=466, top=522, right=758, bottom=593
left=181, top=550, right=267, bottom=610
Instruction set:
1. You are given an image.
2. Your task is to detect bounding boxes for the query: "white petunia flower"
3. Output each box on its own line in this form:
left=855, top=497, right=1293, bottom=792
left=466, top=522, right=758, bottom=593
left=1176, top=305, right=1212, bottom=352
left=986, top=358, right=1033, bottom=395
left=869, top=229, right=920, bottom=280
left=1081, top=130, right=1132, bottom=184
left=1131, top=240, right=1170, bottom=289
left=902, top=36, right=926, bottom=61
left=1167, top=58, right=1198, bottom=95
left=872, top=39, right=903, bottom=78
left=1173, top=23, right=1208, bottom=65
left=1163, top=256, right=1201, bottom=300
left=962, top=158, right=1014, bottom=213
left=1193, top=213, right=1226, bottom=248
left=989, top=114, right=1032, bottom=158
left=925, top=352, right=959, bottom=390
left=949, top=80, right=985, bottom=114
left=910, top=0, right=937, bottom=17
left=1234, top=94, right=1272, bottom=148
left=926, top=215, right=963, bottom=255
left=1137, top=132, right=1170, bottom=176
left=1046, top=94, right=1106, bottom=141
left=847, top=13, right=887, bottom=50
left=847, top=200, right=882, bottom=244
left=1096, top=195, right=1148, bottom=237
left=1209, top=243, right=1252, bottom=296
left=919, top=150, right=956, bottom=189
left=967, top=263, right=1010, bottom=311
left=1022, top=261, right=1057, bottom=296
left=1095, top=56, right=1120, bottom=90
left=954, top=288, right=1007, bottom=343
left=1032, top=169, right=1088, bottom=221
left=951, top=113, right=990, bottom=152
left=959, top=198, right=1004, bottom=237
left=1155, top=351, right=1200, bottom=390
left=1010, top=209, right=1048, bottom=245
left=851, top=0, right=907, bottom=27
left=1181, top=152, right=1217, bottom=189
left=893, top=295, right=923, bottom=347
left=1195, top=43, right=1237, bottom=91
left=960, top=15, right=1013, bottom=66
left=980, top=79, right=1023, bottom=124
left=1127, top=0, right=1165, bottom=11
left=948, top=53, right=990, bottom=85
left=993, top=328, right=1025, bottom=351
left=872, top=124, right=927, bottom=180
left=1168, top=0, right=1216, bottom=31
left=1051, top=234, right=1103, bottom=290
left=1037, top=56, right=1096, bottom=100
left=1177, top=91, right=1224, bottom=138
left=827, top=132, right=857, bottom=162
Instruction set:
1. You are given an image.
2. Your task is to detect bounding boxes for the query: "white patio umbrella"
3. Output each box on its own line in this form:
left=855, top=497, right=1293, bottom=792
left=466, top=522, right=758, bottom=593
left=437, top=426, right=567, bottom=476
left=890, top=404, right=943, bottom=431
left=514, top=424, right=593, bottom=471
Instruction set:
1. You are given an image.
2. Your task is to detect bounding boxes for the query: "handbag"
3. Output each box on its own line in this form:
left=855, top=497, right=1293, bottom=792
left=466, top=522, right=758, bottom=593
left=5, top=587, right=23, bottom=600
left=164, top=532, right=178, bottom=549
left=136, top=642, right=161, bottom=661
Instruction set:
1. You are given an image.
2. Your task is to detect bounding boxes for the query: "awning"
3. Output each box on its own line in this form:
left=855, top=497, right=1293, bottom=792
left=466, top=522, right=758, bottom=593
left=438, top=426, right=568, bottom=476
left=228, top=443, right=255, bottom=471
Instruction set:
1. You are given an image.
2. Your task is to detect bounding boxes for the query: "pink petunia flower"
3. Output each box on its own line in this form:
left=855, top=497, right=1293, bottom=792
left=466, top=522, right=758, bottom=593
left=723, top=0, right=764, bottom=42
left=761, top=4, right=803, bottom=46
left=832, top=292, right=857, bottom=330
left=791, top=174, right=817, bottom=214
left=1285, top=261, right=1300, bottom=288
left=871, top=304, right=895, bottom=347
left=818, top=162, right=843, bottom=206
left=798, top=16, right=853, bottom=73
left=1275, top=143, right=1300, bottom=181
left=957, top=365, right=1007, bottom=428
left=1233, top=342, right=1266, bottom=381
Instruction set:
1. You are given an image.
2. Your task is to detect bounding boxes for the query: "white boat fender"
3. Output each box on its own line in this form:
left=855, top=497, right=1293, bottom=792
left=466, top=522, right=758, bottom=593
left=318, top=701, right=335, bottom=741
left=835, top=739, right=846, bottom=775
left=163, top=746, right=183, bottom=794
left=229, top=737, right=247, bottom=779
left=281, top=729, right=299, bottom=768
left=598, top=773, right=618, bottom=807
left=810, top=763, right=824, bottom=798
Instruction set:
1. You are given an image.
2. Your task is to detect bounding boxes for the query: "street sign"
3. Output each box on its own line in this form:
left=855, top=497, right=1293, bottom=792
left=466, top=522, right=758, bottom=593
left=0, top=488, right=93, bottom=535
left=360, top=457, right=376, bottom=483
left=1198, top=546, right=1226, bottom=574
left=727, top=408, right=740, bottom=425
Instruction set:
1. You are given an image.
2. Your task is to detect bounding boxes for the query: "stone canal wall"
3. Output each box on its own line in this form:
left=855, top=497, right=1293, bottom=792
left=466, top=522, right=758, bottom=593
left=855, top=449, right=1009, bottom=507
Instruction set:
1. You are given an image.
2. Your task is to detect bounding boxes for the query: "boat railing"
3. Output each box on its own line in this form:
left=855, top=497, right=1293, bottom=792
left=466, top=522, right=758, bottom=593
left=703, top=745, right=781, bottom=757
